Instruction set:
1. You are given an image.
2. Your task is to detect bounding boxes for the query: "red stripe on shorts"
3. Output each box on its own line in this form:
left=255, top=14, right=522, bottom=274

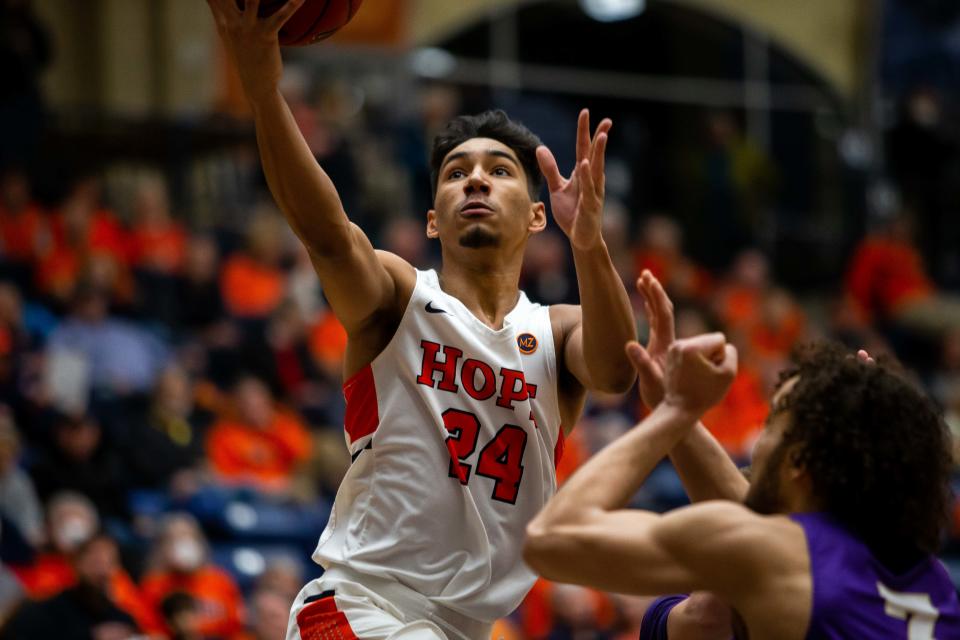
left=343, top=364, right=379, bottom=445
left=296, top=595, right=358, bottom=640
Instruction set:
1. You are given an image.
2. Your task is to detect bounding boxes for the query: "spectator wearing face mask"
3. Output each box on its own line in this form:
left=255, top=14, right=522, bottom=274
left=0, top=532, right=139, bottom=640
left=6, top=492, right=160, bottom=634
left=140, top=513, right=244, bottom=639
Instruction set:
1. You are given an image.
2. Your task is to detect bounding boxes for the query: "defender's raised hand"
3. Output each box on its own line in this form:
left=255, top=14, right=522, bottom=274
left=536, top=109, right=612, bottom=251
left=626, top=270, right=676, bottom=408
left=660, top=333, right=737, bottom=418
left=206, top=0, right=305, bottom=101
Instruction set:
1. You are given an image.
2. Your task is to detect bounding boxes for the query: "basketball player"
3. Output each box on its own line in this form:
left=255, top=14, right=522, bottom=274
left=524, top=277, right=960, bottom=638
left=204, top=1, right=638, bottom=639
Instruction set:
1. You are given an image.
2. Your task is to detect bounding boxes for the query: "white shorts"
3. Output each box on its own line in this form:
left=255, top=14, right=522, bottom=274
left=286, top=566, right=493, bottom=640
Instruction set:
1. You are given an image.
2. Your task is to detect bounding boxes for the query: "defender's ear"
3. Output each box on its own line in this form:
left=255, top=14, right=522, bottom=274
left=528, top=201, right=547, bottom=235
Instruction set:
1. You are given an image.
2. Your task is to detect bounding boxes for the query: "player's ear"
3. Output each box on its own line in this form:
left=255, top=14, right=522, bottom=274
left=528, top=201, right=547, bottom=235
left=426, top=209, right=439, bottom=239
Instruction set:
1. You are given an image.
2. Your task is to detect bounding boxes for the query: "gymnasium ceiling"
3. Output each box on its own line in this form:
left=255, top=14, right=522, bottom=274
left=409, top=0, right=865, bottom=98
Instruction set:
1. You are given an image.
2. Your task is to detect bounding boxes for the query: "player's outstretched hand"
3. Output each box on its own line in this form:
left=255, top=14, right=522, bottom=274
left=659, top=332, right=737, bottom=418
left=206, top=0, right=305, bottom=101
left=626, top=269, right=675, bottom=408
left=536, top=109, right=612, bottom=251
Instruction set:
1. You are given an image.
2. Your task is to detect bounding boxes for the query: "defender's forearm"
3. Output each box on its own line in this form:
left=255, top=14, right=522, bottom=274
left=531, top=403, right=696, bottom=528
left=572, top=242, right=637, bottom=392
left=670, top=423, right=749, bottom=503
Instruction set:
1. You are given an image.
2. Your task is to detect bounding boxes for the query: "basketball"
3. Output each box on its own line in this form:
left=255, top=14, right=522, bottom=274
left=237, top=0, right=363, bottom=46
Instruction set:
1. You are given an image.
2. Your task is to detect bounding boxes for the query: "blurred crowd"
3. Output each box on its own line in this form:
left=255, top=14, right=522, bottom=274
left=0, top=1, right=959, bottom=633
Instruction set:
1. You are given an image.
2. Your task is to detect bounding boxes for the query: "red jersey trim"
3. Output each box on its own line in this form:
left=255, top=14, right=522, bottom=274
left=343, top=364, right=379, bottom=445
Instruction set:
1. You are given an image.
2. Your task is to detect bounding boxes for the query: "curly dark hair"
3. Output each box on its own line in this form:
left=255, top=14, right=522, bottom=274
left=773, top=342, right=953, bottom=564
left=430, top=110, right=544, bottom=200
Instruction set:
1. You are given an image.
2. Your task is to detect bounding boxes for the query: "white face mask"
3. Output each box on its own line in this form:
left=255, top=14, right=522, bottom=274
left=54, top=517, right=94, bottom=552
left=169, top=538, right=204, bottom=572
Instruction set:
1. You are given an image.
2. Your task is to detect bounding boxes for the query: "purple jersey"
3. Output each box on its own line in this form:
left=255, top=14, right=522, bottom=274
left=792, top=512, right=960, bottom=639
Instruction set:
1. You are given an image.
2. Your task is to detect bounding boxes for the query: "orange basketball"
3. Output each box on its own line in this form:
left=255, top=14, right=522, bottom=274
left=238, top=0, right=364, bottom=46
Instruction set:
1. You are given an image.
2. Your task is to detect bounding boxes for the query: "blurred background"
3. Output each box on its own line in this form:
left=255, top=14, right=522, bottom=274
left=0, top=0, right=959, bottom=637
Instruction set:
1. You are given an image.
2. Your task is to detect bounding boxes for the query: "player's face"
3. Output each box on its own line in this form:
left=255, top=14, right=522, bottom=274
left=744, top=376, right=798, bottom=515
left=427, top=138, right=545, bottom=251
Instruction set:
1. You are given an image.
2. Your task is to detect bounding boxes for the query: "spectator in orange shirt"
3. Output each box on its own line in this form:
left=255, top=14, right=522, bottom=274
left=36, top=176, right=131, bottom=306
left=9, top=491, right=161, bottom=634
left=2, top=532, right=141, bottom=640
left=845, top=210, right=960, bottom=338
left=0, top=168, right=49, bottom=280
left=220, top=208, right=288, bottom=319
left=206, top=375, right=312, bottom=493
left=633, top=215, right=712, bottom=304
left=140, top=513, right=245, bottom=639
left=128, top=177, right=187, bottom=275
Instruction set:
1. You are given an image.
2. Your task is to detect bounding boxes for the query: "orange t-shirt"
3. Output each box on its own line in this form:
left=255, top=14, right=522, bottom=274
left=141, top=565, right=245, bottom=639
left=220, top=254, right=285, bottom=318
left=206, top=411, right=312, bottom=489
left=0, top=204, right=48, bottom=262
left=845, top=236, right=934, bottom=320
left=11, top=553, right=162, bottom=633
left=128, top=223, right=187, bottom=274
left=309, top=310, right=348, bottom=369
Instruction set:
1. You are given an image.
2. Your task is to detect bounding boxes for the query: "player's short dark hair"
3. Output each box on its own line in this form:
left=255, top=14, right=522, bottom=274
left=773, top=343, right=953, bottom=564
left=430, top=110, right=544, bottom=200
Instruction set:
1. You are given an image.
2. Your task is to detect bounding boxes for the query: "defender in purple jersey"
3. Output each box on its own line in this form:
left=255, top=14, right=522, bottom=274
left=523, top=272, right=960, bottom=640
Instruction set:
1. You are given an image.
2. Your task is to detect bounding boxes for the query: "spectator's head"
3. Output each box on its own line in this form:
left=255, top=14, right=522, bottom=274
left=729, top=249, right=769, bottom=290
left=69, top=282, right=109, bottom=323
left=705, top=110, right=740, bottom=146
left=153, top=365, right=193, bottom=418
left=52, top=413, right=101, bottom=463
left=248, top=588, right=291, bottom=640
left=419, top=84, right=461, bottom=130
left=0, top=282, right=22, bottom=329
left=133, top=175, right=172, bottom=227
left=639, top=215, right=682, bottom=256
left=246, top=207, right=287, bottom=265
left=255, top=555, right=303, bottom=601
left=72, top=532, right=119, bottom=592
left=0, top=407, right=18, bottom=476
left=46, top=491, right=100, bottom=554
left=551, top=584, right=600, bottom=630
left=154, top=513, right=209, bottom=574
left=429, top=110, right=544, bottom=201
left=233, top=375, right=275, bottom=429
left=0, top=168, right=30, bottom=213
left=905, top=86, right=942, bottom=129
left=160, top=591, right=202, bottom=640
left=383, top=217, right=427, bottom=265
left=744, top=343, right=952, bottom=565
left=185, top=234, right=220, bottom=284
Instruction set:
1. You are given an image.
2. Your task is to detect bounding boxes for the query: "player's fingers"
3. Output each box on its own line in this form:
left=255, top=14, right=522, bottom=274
left=578, top=159, right=594, bottom=199
left=242, top=0, right=260, bottom=22
left=267, top=0, right=305, bottom=30
left=650, top=277, right=676, bottom=345
left=592, top=118, right=612, bottom=143
left=676, top=332, right=727, bottom=362
left=576, top=109, right=590, bottom=163
left=856, top=349, right=876, bottom=365
left=536, top=146, right=565, bottom=193
left=718, top=343, right=739, bottom=377
left=206, top=0, right=234, bottom=24
left=625, top=341, right=657, bottom=377
left=590, top=132, right=608, bottom=193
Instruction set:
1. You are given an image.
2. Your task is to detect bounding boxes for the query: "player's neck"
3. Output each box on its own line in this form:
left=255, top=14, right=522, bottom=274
left=438, top=258, right=522, bottom=330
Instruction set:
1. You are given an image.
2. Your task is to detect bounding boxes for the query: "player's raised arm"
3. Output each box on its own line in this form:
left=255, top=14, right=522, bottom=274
left=206, top=0, right=411, bottom=336
left=632, top=270, right=750, bottom=502
left=524, top=333, right=776, bottom=597
left=540, top=110, right=636, bottom=394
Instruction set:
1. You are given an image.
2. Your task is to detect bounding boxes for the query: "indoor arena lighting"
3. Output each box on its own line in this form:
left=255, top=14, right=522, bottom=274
left=580, top=0, right=646, bottom=22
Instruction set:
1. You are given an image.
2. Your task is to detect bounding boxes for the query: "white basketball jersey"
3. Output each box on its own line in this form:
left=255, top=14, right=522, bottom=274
left=313, top=269, right=564, bottom=622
